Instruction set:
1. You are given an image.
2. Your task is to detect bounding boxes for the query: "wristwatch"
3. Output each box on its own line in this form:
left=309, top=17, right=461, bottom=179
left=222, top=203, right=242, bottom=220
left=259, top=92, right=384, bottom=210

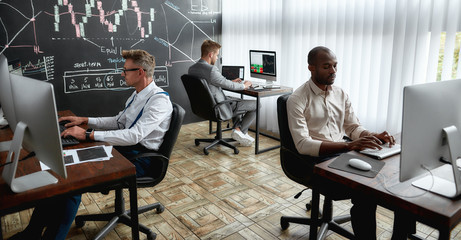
left=85, top=128, right=94, bottom=141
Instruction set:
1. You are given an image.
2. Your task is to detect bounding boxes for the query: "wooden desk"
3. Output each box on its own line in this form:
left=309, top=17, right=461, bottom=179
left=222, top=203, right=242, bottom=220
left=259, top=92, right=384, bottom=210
left=0, top=111, right=139, bottom=240
left=314, top=152, right=461, bottom=239
left=226, top=86, right=292, bottom=154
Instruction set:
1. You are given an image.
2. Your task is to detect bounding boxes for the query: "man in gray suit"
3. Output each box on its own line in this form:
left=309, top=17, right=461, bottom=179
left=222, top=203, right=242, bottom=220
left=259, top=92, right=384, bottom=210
left=188, top=40, right=256, bottom=146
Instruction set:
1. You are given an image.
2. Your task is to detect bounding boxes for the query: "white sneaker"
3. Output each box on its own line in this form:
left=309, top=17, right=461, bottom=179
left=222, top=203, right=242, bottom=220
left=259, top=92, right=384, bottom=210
left=231, top=130, right=252, bottom=146
left=243, top=133, right=255, bottom=142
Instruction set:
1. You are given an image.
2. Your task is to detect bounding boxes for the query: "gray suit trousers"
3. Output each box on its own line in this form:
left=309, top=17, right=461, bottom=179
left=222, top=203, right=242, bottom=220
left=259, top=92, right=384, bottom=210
left=229, top=97, right=257, bottom=134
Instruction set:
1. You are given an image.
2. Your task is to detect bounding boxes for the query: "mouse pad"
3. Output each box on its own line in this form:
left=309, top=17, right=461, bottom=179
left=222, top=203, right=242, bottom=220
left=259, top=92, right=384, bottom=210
left=328, top=153, right=385, bottom=178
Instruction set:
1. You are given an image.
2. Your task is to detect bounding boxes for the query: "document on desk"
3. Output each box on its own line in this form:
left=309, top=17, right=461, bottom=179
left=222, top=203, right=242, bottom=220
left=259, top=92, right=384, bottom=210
left=40, top=146, right=113, bottom=170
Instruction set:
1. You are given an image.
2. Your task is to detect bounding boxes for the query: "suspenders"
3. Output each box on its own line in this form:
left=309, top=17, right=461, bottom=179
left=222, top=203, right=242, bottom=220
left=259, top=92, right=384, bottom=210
left=119, top=91, right=169, bottom=129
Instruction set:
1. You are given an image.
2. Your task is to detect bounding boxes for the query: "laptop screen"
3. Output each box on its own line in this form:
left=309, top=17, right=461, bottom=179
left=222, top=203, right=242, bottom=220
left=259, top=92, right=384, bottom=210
left=222, top=66, right=244, bottom=80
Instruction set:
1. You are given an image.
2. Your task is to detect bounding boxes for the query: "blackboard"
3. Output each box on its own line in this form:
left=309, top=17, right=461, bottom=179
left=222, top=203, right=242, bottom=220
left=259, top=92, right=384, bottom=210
left=0, top=0, right=222, bottom=124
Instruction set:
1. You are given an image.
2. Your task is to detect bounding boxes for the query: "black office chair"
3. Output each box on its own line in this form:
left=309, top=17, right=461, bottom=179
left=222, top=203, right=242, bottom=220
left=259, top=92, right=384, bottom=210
left=75, top=102, right=185, bottom=240
left=181, top=74, right=240, bottom=155
left=277, top=95, right=354, bottom=240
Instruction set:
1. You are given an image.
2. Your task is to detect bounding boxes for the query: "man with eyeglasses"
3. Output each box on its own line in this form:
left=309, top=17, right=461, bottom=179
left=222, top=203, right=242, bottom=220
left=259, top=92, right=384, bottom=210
left=60, top=49, right=172, bottom=178
left=9, top=49, right=172, bottom=240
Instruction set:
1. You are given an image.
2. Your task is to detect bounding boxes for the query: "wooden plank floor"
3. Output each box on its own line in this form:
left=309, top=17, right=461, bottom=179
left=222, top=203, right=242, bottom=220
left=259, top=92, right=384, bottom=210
left=2, top=120, right=461, bottom=239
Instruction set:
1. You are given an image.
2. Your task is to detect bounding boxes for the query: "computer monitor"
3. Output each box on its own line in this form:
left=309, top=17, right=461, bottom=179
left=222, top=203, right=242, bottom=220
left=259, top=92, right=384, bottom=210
left=2, top=74, right=66, bottom=193
left=222, top=65, right=244, bottom=80
left=249, top=50, right=277, bottom=86
left=400, top=79, right=461, bottom=198
left=7, top=58, right=23, bottom=76
left=0, top=54, right=17, bottom=152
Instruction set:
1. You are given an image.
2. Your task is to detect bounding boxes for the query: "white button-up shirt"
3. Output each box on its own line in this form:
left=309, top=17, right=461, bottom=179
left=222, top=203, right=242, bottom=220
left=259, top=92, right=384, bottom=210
left=88, top=81, right=172, bottom=151
left=287, top=79, right=370, bottom=156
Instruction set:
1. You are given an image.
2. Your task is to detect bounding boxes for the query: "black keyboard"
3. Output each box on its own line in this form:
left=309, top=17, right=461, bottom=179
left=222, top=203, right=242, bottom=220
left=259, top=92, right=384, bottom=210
left=59, top=123, right=80, bottom=146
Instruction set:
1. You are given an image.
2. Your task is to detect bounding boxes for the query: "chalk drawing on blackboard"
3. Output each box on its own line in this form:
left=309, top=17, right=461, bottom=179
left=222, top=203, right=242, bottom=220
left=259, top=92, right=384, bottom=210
left=153, top=66, right=168, bottom=88
left=63, top=65, right=169, bottom=93
left=1, top=0, right=220, bottom=68
left=47, top=1, right=156, bottom=39
left=21, top=56, right=55, bottom=81
left=0, top=2, right=43, bottom=55
left=190, top=0, right=221, bottom=14
left=64, top=68, right=130, bottom=93
left=158, top=2, right=217, bottom=66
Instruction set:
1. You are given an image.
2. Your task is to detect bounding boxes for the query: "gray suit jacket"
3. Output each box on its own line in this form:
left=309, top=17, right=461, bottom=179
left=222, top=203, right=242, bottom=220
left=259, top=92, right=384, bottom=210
left=188, top=59, right=245, bottom=120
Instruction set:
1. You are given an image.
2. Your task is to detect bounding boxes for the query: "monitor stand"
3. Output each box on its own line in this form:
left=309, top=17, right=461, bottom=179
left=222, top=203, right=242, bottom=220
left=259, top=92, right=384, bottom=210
left=411, top=125, right=461, bottom=198
left=2, top=122, right=58, bottom=193
left=263, top=80, right=280, bottom=89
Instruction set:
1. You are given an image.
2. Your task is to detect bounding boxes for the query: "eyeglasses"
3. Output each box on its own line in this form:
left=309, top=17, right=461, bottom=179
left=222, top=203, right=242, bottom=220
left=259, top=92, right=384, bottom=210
left=122, top=68, right=146, bottom=74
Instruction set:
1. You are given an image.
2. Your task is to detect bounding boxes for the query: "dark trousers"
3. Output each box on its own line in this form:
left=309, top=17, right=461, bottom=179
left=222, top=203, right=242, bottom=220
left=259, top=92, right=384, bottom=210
left=392, top=213, right=416, bottom=240
left=115, top=144, right=156, bottom=177
left=10, top=195, right=81, bottom=240
left=350, top=196, right=377, bottom=240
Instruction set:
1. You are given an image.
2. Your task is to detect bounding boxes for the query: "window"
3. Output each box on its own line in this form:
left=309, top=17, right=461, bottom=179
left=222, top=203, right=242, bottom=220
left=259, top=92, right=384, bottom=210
left=437, top=32, right=461, bottom=81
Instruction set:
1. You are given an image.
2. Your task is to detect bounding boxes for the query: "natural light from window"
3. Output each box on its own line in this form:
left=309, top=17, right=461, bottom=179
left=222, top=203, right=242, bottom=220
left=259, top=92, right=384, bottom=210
left=437, top=32, right=461, bottom=81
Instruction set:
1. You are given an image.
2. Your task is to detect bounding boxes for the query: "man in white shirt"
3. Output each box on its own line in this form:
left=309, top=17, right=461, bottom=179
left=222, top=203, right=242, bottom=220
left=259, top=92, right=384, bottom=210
left=9, top=49, right=172, bottom=240
left=61, top=49, right=172, bottom=177
left=287, top=46, right=412, bottom=239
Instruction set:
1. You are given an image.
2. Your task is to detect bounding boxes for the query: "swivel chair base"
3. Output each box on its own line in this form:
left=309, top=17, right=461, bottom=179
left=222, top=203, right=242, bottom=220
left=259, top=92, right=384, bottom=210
left=281, top=192, right=354, bottom=240
left=195, top=137, right=239, bottom=155
left=195, top=121, right=239, bottom=155
left=75, top=188, right=164, bottom=240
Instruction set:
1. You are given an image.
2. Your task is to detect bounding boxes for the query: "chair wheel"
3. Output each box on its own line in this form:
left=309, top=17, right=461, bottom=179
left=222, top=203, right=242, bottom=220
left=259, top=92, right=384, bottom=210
left=280, top=218, right=289, bottom=230
left=234, top=149, right=239, bottom=154
left=75, top=219, right=85, bottom=228
left=157, top=204, right=165, bottom=213
left=195, top=140, right=200, bottom=146
left=146, top=232, right=156, bottom=240
left=204, top=149, right=209, bottom=155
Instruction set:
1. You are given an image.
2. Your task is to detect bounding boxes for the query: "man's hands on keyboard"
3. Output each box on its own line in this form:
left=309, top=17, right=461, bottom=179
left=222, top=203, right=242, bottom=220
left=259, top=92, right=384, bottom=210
left=359, top=143, right=401, bottom=159
left=59, top=122, right=80, bottom=146
left=347, top=131, right=396, bottom=152
left=58, top=116, right=89, bottom=141
left=346, top=135, right=384, bottom=152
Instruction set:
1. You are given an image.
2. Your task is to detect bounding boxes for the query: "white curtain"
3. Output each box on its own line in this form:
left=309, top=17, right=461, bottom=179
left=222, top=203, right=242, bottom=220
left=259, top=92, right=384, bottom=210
left=222, top=0, right=461, bottom=134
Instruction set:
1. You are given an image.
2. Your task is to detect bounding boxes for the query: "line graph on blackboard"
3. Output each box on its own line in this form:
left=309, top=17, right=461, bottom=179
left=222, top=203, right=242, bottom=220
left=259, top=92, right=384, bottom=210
left=22, top=56, right=55, bottom=81
left=0, top=0, right=220, bottom=90
left=1, top=0, right=221, bottom=118
left=157, top=1, right=218, bottom=66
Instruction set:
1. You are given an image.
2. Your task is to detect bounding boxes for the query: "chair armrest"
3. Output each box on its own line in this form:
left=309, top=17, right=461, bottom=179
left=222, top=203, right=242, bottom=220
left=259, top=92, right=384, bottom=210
left=212, top=98, right=242, bottom=112
left=127, top=152, right=166, bottom=161
left=136, top=176, right=156, bottom=184
left=127, top=152, right=169, bottom=187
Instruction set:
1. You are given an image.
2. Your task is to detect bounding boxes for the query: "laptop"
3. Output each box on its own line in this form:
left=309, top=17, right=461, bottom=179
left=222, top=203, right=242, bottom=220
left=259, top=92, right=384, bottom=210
left=222, top=66, right=244, bottom=80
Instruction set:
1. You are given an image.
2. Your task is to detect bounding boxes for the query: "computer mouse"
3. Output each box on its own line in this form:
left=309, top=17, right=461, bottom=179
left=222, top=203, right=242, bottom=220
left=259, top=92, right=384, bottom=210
left=348, top=158, right=372, bottom=171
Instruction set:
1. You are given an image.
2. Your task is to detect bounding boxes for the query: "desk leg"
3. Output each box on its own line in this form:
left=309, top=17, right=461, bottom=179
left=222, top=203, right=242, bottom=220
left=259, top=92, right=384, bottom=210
left=128, top=176, right=140, bottom=240
left=437, top=228, right=450, bottom=240
left=252, top=96, right=282, bottom=154
left=255, top=96, right=260, bottom=155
